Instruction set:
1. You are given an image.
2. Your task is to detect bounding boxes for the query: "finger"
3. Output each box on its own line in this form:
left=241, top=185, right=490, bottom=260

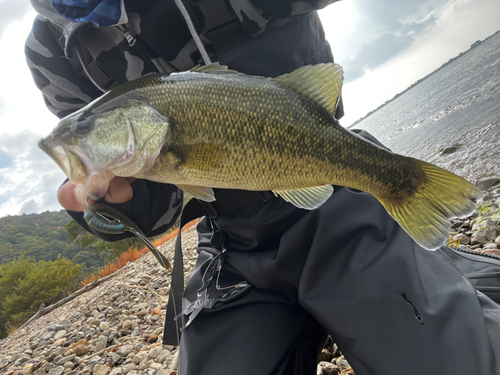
left=104, top=177, right=134, bottom=204
left=57, top=181, right=88, bottom=211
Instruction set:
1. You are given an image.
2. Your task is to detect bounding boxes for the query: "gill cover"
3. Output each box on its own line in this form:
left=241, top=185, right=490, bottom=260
left=39, top=100, right=170, bottom=199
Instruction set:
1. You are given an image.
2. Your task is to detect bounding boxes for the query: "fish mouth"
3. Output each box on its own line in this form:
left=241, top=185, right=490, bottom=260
left=38, top=136, right=114, bottom=200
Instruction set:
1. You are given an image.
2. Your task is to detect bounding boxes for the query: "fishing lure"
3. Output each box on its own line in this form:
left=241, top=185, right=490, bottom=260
left=83, top=203, right=172, bottom=270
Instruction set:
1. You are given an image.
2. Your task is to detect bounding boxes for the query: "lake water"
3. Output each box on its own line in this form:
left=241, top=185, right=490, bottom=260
left=352, top=31, right=500, bottom=184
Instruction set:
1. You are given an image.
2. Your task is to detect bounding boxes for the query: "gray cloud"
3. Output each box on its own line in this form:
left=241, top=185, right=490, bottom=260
left=344, top=16, right=437, bottom=82
left=0, top=130, right=66, bottom=216
left=337, top=0, right=449, bottom=82
left=20, top=199, right=39, bottom=215
left=0, top=0, right=34, bottom=36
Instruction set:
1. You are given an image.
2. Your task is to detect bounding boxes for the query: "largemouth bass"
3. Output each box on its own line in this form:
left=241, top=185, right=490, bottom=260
left=38, top=63, right=482, bottom=250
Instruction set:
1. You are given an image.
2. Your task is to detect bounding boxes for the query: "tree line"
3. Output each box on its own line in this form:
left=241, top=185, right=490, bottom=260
left=0, top=210, right=146, bottom=338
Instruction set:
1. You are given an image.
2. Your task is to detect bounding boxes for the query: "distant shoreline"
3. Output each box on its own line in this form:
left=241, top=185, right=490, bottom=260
left=348, top=29, right=500, bottom=129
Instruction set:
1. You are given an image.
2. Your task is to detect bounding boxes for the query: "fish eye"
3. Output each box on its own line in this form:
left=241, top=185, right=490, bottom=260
left=72, top=118, right=93, bottom=135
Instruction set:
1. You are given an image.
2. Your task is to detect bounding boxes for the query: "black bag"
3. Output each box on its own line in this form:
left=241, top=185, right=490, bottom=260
left=440, top=246, right=500, bottom=303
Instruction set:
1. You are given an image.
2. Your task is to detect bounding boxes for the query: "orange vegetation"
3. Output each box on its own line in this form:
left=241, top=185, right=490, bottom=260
left=80, top=219, right=198, bottom=287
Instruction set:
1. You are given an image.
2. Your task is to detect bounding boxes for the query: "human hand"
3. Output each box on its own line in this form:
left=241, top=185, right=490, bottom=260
left=58, top=177, right=136, bottom=211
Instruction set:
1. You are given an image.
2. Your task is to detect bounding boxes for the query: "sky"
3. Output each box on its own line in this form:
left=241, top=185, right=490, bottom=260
left=0, top=0, right=499, bottom=218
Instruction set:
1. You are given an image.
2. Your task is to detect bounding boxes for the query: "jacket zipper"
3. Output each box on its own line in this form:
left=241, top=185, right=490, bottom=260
left=117, top=24, right=136, bottom=47
left=451, top=246, right=500, bottom=261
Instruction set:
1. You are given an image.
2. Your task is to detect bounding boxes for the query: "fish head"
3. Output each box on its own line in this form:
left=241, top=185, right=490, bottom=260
left=38, top=99, right=170, bottom=200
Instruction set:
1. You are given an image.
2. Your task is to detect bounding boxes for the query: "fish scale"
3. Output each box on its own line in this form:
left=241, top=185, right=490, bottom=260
left=38, top=63, right=483, bottom=250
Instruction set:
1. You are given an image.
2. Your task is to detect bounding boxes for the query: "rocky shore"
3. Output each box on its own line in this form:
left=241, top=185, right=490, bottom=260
left=1, top=177, right=499, bottom=375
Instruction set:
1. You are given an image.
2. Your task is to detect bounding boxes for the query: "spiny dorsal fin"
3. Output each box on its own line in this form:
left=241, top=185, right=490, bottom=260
left=274, top=64, right=343, bottom=119
left=273, top=185, right=334, bottom=210
left=189, top=63, right=239, bottom=75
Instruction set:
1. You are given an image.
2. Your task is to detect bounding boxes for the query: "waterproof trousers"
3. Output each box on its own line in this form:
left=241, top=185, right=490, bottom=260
left=178, top=187, right=500, bottom=375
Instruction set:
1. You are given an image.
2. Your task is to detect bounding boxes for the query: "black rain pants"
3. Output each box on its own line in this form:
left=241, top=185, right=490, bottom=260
left=178, top=187, right=500, bottom=375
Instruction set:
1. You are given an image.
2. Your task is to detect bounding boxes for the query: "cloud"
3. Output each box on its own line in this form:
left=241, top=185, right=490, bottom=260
left=0, top=0, right=34, bottom=37
left=0, top=130, right=66, bottom=216
left=0, top=148, right=12, bottom=168
left=322, top=0, right=450, bottom=82
left=343, top=16, right=437, bottom=82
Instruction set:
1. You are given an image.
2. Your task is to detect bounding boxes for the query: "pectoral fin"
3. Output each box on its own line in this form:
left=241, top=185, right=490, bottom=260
left=176, top=184, right=216, bottom=202
left=274, top=185, right=334, bottom=210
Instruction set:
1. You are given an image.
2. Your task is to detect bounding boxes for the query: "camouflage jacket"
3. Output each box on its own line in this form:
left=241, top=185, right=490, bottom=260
left=26, top=0, right=340, bottom=239
left=26, top=0, right=339, bottom=118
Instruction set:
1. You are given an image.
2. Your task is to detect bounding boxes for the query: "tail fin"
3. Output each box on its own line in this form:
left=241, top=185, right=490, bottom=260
left=379, top=160, right=483, bottom=250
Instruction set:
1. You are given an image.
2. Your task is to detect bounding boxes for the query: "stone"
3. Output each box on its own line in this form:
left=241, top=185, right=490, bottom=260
left=21, top=363, right=36, bottom=375
left=73, top=345, right=89, bottom=356
left=336, top=357, right=350, bottom=372
left=155, top=350, right=171, bottom=364
left=132, top=352, right=147, bottom=365
left=471, top=229, right=488, bottom=245
left=147, top=335, right=158, bottom=344
left=53, top=331, right=67, bottom=341
left=477, top=177, right=500, bottom=190
left=320, top=362, right=340, bottom=375
left=47, top=366, right=65, bottom=375
left=484, top=243, right=498, bottom=250
left=110, top=369, right=122, bottom=375
left=152, top=308, right=162, bottom=316
left=122, top=321, right=133, bottom=330
left=496, top=236, right=500, bottom=245
left=63, top=361, right=75, bottom=371
left=111, top=353, right=121, bottom=365
left=93, top=364, right=111, bottom=375
left=148, top=346, right=163, bottom=359
left=318, top=349, right=333, bottom=362
left=89, top=319, right=101, bottom=327
left=52, top=338, right=66, bottom=347
left=453, top=233, right=470, bottom=245
left=116, top=344, right=134, bottom=357
left=486, top=228, right=498, bottom=241
left=55, top=354, right=76, bottom=366
left=99, top=322, right=110, bottom=331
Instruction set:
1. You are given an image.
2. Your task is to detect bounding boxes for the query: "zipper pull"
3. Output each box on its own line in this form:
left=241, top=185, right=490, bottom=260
left=118, top=25, right=136, bottom=47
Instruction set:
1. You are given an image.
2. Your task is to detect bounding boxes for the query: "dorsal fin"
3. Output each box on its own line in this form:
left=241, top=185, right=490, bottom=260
left=274, top=64, right=343, bottom=119
left=189, top=63, right=239, bottom=75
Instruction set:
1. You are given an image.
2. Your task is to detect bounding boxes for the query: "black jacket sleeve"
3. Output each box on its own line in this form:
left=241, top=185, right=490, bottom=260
left=67, top=180, right=183, bottom=241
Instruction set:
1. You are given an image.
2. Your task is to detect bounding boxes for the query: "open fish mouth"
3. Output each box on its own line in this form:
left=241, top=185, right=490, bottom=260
left=38, top=136, right=114, bottom=200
